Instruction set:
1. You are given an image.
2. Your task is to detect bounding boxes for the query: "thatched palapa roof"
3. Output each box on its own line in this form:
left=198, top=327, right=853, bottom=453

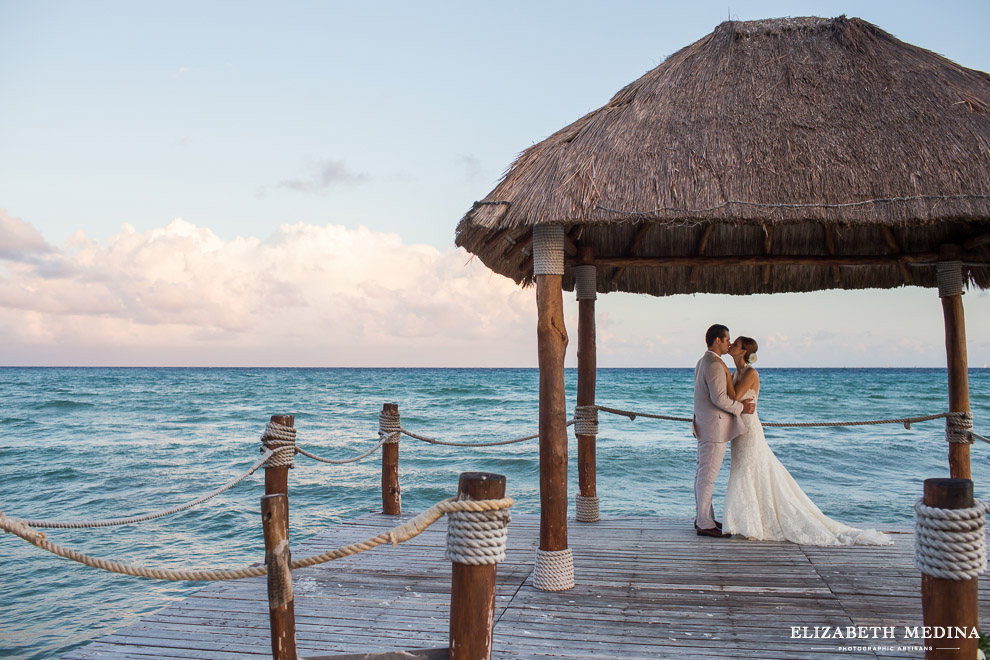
left=455, top=16, right=990, bottom=296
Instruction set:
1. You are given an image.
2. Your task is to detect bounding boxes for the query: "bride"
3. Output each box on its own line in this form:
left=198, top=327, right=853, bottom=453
left=720, top=337, right=891, bottom=546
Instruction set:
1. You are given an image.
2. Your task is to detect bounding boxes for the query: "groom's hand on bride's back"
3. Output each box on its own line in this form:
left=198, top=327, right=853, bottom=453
left=742, top=399, right=756, bottom=414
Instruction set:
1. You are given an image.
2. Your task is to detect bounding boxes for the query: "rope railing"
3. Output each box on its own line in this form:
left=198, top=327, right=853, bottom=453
left=583, top=405, right=986, bottom=444
left=295, top=438, right=387, bottom=464
left=6, top=450, right=275, bottom=530
left=398, top=420, right=575, bottom=447
left=0, top=496, right=513, bottom=582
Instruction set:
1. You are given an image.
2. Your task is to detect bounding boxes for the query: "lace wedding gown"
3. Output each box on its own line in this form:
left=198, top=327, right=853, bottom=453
left=723, top=369, right=891, bottom=546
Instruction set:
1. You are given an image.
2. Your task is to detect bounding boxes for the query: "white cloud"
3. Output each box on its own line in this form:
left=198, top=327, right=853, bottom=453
left=0, top=217, right=533, bottom=366
left=0, top=209, right=52, bottom=260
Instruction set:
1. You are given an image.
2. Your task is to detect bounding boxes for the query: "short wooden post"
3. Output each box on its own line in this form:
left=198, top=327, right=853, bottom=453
left=575, top=247, right=598, bottom=522
left=920, top=478, right=978, bottom=660
left=448, top=472, right=506, bottom=660
left=265, top=415, right=294, bottom=499
left=939, top=248, right=971, bottom=480
left=262, top=494, right=297, bottom=660
left=381, top=402, right=401, bottom=515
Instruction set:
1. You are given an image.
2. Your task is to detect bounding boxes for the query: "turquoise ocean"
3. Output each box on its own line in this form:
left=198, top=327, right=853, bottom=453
left=2, top=367, right=989, bottom=660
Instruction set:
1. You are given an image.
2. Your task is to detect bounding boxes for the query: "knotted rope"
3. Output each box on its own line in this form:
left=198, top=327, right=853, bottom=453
left=7, top=450, right=273, bottom=529
left=937, top=261, right=964, bottom=298
left=573, top=406, right=599, bottom=435
left=914, top=500, right=987, bottom=580
left=261, top=421, right=296, bottom=468
left=379, top=410, right=401, bottom=444
left=946, top=411, right=975, bottom=444
left=0, top=497, right=513, bottom=582
left=445, top=506, right=511, bottom=565
left=532, top=225, right=565, bottom=276
left=533, top=547, right=574, bottom=591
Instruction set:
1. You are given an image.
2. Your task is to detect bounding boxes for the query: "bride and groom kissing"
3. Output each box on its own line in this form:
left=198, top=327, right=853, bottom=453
left=692, top=324, right=890, bottom=546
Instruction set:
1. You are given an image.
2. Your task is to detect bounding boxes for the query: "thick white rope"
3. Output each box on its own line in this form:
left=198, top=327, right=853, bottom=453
left=946, top=411, right=975, bottom=444
left=261, top=421, right=296, bottom=468
left=533, top=547, right=574, bottom=591
left=0, top=497, right=513, bottom=582
left=587, top=405, right=979, bottom=436
left=914, top=500, right=987, bottom=580
left=574, top=264, right=597, bottom=301
left=379, top=410, right=401, bottom=444
left=573, top=406, right=599, bottom=435
left=575, top=495, right=600, bottom=523
left=445, top=507, right=511, bottom=565
left=7, top=450, right=273, bottom=529
left=295, top=439, right=386, bottom=465
left=532, top=225, right=565, bottom=276
left=937, top=261, right=964, bottom=298
left=399, top=420, right=575, bottom=447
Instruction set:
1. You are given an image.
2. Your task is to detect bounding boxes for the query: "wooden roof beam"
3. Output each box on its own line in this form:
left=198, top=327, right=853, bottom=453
left=587, top=251, right=968, bottom=267
left=880, top=226, right=913, bottom=284
left=689, top=224, right=716, bottom=286
left=824, top=224, right=842, bottom=284
left=610, top=223, right=652, bottom=287
left=761, top=224, right=774, bottom=285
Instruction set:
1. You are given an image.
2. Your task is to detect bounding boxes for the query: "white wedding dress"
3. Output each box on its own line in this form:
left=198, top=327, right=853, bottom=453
left=723, top=368, right=891, bottom=546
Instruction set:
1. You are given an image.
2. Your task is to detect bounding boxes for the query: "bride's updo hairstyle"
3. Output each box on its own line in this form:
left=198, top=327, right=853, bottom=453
left=738, top=336, right=758, bottom=364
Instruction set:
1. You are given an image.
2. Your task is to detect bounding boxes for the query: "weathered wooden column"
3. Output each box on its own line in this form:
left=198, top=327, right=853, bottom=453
left=574, top=246, right=599, bottom=523
left=262, top=493, right=297, bottom=660
left=532, top=224, right=574, bottom=591
left=917, top=478, right=982, bottom=660
left=937, top=251, right=972, bottom=479
left=380, top=402, right=401, bottom=515
left=448, top=472, right=507, bottom=660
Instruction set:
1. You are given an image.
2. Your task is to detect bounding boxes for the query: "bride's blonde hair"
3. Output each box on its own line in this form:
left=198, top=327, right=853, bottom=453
left=738, top=336, right=758, bottom=364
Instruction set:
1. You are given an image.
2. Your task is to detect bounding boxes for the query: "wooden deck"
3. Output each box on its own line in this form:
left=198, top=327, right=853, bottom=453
left=64, top=513, right=990, bottom=660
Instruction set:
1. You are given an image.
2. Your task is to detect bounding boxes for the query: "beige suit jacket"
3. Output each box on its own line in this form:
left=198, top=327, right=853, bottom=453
left=693, top=351, right=746, bottom=443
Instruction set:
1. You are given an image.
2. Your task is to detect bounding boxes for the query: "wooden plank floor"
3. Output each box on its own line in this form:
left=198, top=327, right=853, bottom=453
left=64, top=513, right=990, bottom=660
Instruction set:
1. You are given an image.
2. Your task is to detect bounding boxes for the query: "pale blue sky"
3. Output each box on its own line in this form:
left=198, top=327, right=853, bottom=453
left=1, top=1, right=989, bottom=367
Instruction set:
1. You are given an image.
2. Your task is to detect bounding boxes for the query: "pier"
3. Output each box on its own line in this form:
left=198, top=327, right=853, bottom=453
left=63, top=512, right=988, bottom=660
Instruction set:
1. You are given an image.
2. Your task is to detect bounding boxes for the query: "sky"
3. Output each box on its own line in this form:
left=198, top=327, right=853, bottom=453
left=1, top=0, right=989, bottom=368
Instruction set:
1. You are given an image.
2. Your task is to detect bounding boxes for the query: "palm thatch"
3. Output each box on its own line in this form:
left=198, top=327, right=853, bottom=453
left=455, top=16, right=990, bottom=296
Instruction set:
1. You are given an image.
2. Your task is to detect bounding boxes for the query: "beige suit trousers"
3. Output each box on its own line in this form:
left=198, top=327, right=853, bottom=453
left=694, top=438, right=727, bottom=529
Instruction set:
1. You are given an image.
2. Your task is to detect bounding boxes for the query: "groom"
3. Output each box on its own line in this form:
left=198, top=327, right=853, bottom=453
left=693, top=324, right=755, bottom=538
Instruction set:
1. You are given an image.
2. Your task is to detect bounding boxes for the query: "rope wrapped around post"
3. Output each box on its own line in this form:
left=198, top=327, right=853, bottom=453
left=575, top=495, right=600, bottom=523
left=947, top=411, right=975, bottom=444
left=446, top=509, right=511, bottom=565
left=261, top=421, right=296, bottom=469
left=379, top=409, right=401, bottom=444
left=914, top=499, right=988, bottom=580
left=532, top=225, right=565, bottom=276
left=937, top=260, right=965, bottom=298
left=573, top=405, right=599, bottom=435
left=533, top=548, right=574, bottom=591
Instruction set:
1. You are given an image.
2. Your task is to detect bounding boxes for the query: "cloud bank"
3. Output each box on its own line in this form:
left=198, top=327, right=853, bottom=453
left=0, top=210, right=533, bottom=366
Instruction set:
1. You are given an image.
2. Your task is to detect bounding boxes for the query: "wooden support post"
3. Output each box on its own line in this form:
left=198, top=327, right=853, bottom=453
left=265, top=415, right=294, bottom=499
left=920, top=478, right=978, bottom=660
left=448, top=472, right=506, bottom=660
left=939, top=247, right=971, bottom=480
left=261, top=494, right=297, bottom=660
left=537, top=271, right=569, bottom=553
left=576, top=247, right=598, bottom=521
left=381, top=402, right=401, bottom=515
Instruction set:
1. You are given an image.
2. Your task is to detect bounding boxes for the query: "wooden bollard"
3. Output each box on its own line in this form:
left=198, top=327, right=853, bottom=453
left=262, top=494, right=297, bottom=660
left=265, top=415, right=294, bottom=498
left=381, top=403, right=401, bottom=515
left=449, top=472, right=506, bottom=660
left=920, top=478, right=978, bottom=660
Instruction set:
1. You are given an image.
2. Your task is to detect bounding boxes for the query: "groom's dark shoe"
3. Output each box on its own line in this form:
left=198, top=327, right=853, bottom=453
left=694, top=520, right=724, bottom=530
left=697, top=527, right=731, bottom=538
